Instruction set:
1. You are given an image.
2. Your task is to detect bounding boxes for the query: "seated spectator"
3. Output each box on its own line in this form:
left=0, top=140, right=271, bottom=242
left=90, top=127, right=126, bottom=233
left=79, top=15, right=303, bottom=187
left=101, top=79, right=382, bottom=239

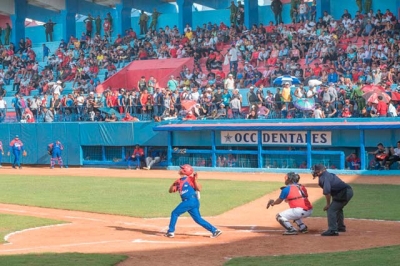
left=368, top=143, right=389, bottom=170
left=105, top=113, right=118, bottom=122
left=257, top=102, right=270, bottom=118
left=246, top=109, right=258, bottom=119
left=126, top=145, right=144, bottom=170
left=385, top=141, right=400, bottom=170
left=183, top=110, right=196, bottom=120
left=322, top=101, right=337, bottom=118
left=144, top=148, right=162, bottom=170
left=122, top=113, right=139, bottom=122
left=346, top=153, right=360, bottom=170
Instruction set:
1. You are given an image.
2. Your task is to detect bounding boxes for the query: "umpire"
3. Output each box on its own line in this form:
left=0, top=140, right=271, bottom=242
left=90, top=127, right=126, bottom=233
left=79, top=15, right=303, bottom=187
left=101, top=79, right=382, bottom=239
left=312, top=164, right=353, bottom=236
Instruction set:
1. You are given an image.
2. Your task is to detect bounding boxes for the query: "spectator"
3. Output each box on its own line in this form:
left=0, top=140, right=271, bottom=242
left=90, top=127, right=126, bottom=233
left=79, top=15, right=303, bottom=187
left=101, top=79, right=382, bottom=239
left=0, top=95, right=6, bottom=123
left=346, top=153, right=361, bottom=170
left=127, top=144, right=144, bottom=170
left=42, top=106, right=54, bottom=122
left=322, top=101, right=337, bottom=118
left=385, top=141, right=400, bottom=170
left=368, top=143, right=389, bottom=170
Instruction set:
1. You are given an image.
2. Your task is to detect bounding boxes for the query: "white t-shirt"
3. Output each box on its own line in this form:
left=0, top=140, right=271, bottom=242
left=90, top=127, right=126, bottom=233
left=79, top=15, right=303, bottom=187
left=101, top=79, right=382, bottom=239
left=0, top=99, right=6, bottom=109
left=224, top=78, right=235, bottom=90
left=393, top=148, right=400, bottom=156
left=314, top=109, right=323, bottom=118
left=229, top=48, right=238, bottom=62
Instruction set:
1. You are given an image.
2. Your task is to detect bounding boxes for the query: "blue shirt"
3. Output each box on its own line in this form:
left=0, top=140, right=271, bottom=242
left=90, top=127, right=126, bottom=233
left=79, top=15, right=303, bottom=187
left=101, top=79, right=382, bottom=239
left=318, top=171, right=351, bottom=196
left=178, top=176, right=197, bottom=200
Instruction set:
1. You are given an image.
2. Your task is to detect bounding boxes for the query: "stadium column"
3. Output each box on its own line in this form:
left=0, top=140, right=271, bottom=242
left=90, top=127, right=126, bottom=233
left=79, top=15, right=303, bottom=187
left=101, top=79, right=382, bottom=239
left=306, top=130, right=312, bottom=169
left=359, top=130, right=366, bottom=170
left=176, top=0, right=193, bottom=33
left=167, top=131, right=172, bottom=167
left=257, top=130, right=263, bottom=168
left=244, top=0, right=258, bottom=30
left=11, top=0, right=27, bottom=45
left=62, top=0, right=79, bottom=41
left=211, top=130, right=217, bottom=168
left=115, top=0, right=134, bottom=37
left=316, top=0, right=330, bottom=20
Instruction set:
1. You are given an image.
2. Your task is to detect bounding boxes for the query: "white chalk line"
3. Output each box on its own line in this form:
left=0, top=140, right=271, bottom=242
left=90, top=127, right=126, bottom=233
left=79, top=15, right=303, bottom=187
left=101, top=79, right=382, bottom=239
left=0, top=240, right=128, bottom=253
left=132, top=239, right=221, bottom=245
left=4, top=224, right=71, bottom=244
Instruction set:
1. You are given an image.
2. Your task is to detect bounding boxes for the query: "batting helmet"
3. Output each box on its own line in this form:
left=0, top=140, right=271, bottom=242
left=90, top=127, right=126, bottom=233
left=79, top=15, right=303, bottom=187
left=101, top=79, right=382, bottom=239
left=286, top=172, right=300, bottom=184
left=179, top=164, right=194, bottom=176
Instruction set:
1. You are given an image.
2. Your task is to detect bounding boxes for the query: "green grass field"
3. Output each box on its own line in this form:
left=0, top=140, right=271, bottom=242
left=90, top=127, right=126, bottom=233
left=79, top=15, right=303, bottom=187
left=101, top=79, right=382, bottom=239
left=0, top=175, right=279, bottom=218
left=0, top=214, right=64, bottom=243
left=0, top=253, right=127, bottom=266
left=312, top=184, right=400, bottom=220
left=225, top=245, right=400, bottom=266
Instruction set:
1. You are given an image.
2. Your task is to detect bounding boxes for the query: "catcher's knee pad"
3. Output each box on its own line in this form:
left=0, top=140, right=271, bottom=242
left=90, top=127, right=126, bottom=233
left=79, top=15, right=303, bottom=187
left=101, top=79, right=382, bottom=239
left=276, top=214, right=292, bottom=230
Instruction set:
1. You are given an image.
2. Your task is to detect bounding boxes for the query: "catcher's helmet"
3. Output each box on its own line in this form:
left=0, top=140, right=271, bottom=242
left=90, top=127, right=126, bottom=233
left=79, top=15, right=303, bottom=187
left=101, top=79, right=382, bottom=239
left=179, top=164, right=194, bottom=176
left=287, top=172, right=300, bottom=183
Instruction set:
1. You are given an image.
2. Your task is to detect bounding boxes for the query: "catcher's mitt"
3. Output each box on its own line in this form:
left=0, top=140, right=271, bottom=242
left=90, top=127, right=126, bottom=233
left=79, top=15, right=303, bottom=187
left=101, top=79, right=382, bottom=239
left=266, top=199, right=274, bottom=209
left=22, top=150, right=27, bottom=157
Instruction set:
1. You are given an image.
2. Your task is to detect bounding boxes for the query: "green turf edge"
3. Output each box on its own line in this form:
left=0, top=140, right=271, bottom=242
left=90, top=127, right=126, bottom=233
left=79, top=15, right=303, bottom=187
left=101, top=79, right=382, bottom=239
left=0, top=253, right=128, bottom=266
left=225, top=245, right=400, bottom=266
left=0, top=214, right=66, bottom=244
left=0, top=176, right=281, bottom=218
left=311, top=184, right=400, bottom=221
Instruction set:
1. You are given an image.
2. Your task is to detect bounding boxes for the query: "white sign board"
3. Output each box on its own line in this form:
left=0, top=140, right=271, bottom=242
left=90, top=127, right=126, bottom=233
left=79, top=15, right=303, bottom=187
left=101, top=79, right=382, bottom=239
left=221, top=131, right=332, bottom=146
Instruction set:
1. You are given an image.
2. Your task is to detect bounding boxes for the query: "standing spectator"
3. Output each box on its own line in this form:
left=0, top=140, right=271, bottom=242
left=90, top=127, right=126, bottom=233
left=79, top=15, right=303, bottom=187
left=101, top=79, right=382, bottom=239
left=313, top=104, right=325, bottom=118
left=42, top=106, right=54, bottom=122
left=167, top=75, right=178, bottom=92
left=0, top=95, right=6, bottom=123
left=106, top=12, right=113, bottom=31
left=84, top=14, right=94, bottom=37
left=312, top=164, right=353, bottom=236
left=127, top=144, right=144, bottom=170
left=95, top=15, right=102, bottom=36
left=376, top=96, right=388, bottom=117
left=4, top=23, right=11, bottom=45
left=144, top=148, right=162, bottom=170
left=149, top=8, right=161, bottom=31
left=228, top=45, right=238, bottom=73
left=8, top=135, right=26, bottom=169
left=271, top=0, right=283, bottom=25
left=11, top=93, right=22, bottom=122
left=139, top=10, right=149, bottom=35
left=298, top=0, right=309, bottom=23
left=322, top=101, right=337, bottom=118
left=42, top=44, right=50, bottom=62
left=43, top=19, right=56, bottom=42
left=48, top=140, right=64, bottom=169
left=103, top=18, right=111, bottom=39
left=228, top=1, right=238, bottom=24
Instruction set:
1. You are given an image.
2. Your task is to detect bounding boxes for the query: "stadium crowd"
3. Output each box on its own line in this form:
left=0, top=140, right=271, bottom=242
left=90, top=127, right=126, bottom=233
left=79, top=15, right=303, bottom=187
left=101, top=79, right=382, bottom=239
left=0, top=3, right=400, bottom=122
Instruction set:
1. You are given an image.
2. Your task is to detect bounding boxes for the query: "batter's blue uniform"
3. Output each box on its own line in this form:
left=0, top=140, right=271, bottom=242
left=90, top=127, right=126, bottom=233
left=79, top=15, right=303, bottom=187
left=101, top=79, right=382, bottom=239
left=9, top=138, right=24, bottom=168
left=167, top=176, right=217, bottom=234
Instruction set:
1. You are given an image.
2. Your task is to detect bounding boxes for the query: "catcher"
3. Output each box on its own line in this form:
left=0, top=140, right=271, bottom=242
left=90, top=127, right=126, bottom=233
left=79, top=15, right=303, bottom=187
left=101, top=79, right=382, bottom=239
left=48, top=141, right=64, bottom=169
left=164, top=164, right=222, bottom=238
left=8, top=135, right=27, bottom=169
left=266, top=172, right=313, bottom=235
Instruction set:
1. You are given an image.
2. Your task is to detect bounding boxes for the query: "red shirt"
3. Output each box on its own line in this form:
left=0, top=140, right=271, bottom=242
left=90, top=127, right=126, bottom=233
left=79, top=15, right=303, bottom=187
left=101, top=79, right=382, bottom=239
left=312, top=66, right=322, bottom=76
left=377, top=101, right=388, bottom=116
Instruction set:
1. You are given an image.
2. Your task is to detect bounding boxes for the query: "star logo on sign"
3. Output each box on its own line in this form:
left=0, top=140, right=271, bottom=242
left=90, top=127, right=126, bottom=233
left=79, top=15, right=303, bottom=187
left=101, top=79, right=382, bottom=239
left=224, top=133, right=233, bottom=142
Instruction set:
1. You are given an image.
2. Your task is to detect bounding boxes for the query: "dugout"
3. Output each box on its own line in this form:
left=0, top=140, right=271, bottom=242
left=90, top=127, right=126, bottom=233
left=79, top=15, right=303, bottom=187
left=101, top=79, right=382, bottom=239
left=153, top=118, right=400, bottom=174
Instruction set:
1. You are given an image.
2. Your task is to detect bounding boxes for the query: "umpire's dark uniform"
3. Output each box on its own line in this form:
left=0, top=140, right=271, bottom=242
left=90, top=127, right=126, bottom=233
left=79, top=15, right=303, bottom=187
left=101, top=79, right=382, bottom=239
left=318, top=171, right=353, bottom=234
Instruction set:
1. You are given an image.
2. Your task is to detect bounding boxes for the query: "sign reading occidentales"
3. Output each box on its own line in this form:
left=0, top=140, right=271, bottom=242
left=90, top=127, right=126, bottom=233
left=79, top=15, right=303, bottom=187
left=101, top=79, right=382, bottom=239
left=221, top=131, right=332, bottom=145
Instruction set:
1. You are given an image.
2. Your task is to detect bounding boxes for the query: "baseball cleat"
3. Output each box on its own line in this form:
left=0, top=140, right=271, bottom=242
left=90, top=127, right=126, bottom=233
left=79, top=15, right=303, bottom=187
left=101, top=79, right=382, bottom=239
left=164, top=232, right=174, bottom=238
left=299, top=226, right=308, bottom=234
left=210, top=229, right=222, bottom=238
left=283, top=229, right=298, bottom=235
left=321, top=230, right=339, bottom=236
left=338, top=228, right=346, bottom=232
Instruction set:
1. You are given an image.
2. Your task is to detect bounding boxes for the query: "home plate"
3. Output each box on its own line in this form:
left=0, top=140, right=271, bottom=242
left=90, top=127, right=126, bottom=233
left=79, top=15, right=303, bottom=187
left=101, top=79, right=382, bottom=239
left=132, top=239, right=210, bottom=244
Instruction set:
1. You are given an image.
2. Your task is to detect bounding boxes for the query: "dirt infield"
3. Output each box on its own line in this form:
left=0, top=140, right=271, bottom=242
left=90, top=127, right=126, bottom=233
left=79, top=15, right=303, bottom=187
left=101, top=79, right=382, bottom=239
left=0, top=167, right=399, bottom=266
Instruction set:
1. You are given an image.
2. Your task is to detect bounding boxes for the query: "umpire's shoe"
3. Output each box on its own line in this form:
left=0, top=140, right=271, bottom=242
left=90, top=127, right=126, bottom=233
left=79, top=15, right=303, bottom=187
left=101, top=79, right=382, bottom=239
left=321, top=230, right=339, bottom=236
left=283, top=229, right=298, bottom=235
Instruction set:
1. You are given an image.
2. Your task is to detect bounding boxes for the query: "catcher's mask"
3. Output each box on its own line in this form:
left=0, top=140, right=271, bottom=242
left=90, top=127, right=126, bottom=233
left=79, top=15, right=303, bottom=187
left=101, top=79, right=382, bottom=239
left=179, top=164, right=194, bottom=176
left=286, top=172, right=300, bottom=184
left=311, top=164, right=326, bottom=179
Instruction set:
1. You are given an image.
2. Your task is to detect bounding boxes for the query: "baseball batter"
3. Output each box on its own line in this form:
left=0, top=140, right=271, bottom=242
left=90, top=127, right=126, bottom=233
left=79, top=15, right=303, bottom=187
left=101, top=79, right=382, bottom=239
left=48, top=141, right=64, bottom=169
left=8, top=135, right=26, bottom=169
left=267, top=172, right=313, bottom=235
left=164, top=164, right=222, bottom=238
